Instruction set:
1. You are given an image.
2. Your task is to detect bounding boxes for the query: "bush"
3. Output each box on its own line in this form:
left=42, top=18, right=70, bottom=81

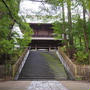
left=60, top=46, right=66, bottom=52
left=74, top=51, right=89, bottom=64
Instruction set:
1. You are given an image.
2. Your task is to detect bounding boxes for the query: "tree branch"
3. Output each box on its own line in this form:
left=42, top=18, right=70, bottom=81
left=1, top=0, right=22, bottom=28
left=1, top=0, right=17, bottom=40
left=29, top=0, right=46, bottom=2
left=2, top=0, right=15, bottom=21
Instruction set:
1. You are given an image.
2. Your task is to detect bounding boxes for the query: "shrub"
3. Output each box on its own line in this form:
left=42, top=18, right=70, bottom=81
left=74, top=51, right=89, bottom=64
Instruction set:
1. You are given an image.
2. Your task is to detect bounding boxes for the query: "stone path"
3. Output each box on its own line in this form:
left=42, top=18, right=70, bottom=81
left=0, top=81, right=89, bottom=90
left=27, top=81, right=68, bottom=90
left=0, top=81, right=31, bottom=90
left=61, top=81, right=90, bottom=90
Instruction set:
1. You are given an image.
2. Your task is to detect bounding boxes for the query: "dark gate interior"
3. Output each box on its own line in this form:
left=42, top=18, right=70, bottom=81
left=30, top=40, right=62, bottom=49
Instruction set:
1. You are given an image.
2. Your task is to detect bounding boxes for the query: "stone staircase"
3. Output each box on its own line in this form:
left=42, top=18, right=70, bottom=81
left=18, top=51, right=68, bottom=80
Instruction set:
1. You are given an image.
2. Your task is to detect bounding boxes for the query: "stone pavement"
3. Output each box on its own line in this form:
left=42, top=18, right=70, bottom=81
left=0, top=81, right=31, bottom=90
left=0, top=80, right=89, bottom=90
left=61, top=81, right=90, bottom=90
left=27, top=80, right=68, bottom=90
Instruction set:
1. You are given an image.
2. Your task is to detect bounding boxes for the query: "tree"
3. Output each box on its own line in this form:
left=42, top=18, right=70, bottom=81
left=0, top=0, right=33, bottom=64
left=45, top=0, right=89, bottom=64
left=87, top=0, right=90, bottom=64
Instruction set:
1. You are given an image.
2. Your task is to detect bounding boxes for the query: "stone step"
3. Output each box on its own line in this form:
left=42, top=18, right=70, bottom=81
left=18, top=76, right=67, bottom=80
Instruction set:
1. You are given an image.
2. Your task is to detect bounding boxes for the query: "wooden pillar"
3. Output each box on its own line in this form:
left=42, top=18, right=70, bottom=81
left=49, top=45, right=51, bottom=51
left=35, top=44, right=37, bottom=51
left=54, top=47, right=56, bottom=51
left=49, top=47, right=51, bottom=51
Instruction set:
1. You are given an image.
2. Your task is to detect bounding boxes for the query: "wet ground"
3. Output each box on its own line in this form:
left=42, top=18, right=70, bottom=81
left=18, top=51, right=67, bottom=80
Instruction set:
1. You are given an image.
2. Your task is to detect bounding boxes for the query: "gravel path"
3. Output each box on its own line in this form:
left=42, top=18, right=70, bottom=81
left=27, top=80, right=68, bottom=90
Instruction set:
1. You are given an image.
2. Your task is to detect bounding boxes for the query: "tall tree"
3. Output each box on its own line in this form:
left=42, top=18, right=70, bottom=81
left=61, top=0, right=69, bottom=55
left=67, top=0, right=74, bottom=58
left=87, top=0, right=90, bottom=64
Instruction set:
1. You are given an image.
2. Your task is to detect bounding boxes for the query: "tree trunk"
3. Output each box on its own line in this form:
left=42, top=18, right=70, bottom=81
left=62, top=1, right=69, bottom=55
left=67, top=0, right=74, bottom=59
left=89, top=10, right=90, bottom=65
left=83, top=7, right=89, bottom=52
left=79, top=36, right=82, bottom=47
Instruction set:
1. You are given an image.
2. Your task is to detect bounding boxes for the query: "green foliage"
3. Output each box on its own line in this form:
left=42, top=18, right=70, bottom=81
left=0, top=39, right=14, bottom=54
left=53, top=21, right=63, bottom=33
left=46, top=0, right=60, bottom=6
left=87, top=21, right=90, bottom=48
left=50, top=0, right=90, bottom=64
left=60, top=46, right=66, bottom=52
left=52, top=21, right=68, bottom=39
left=74, top=51, right=89, bottom=64
left=0, top=0, right=32, bottom=65
left=10, top=49, right=24, bottom=65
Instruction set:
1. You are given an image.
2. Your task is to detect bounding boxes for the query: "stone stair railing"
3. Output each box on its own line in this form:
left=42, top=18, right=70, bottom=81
left=57, top=48, right=90, bottom=81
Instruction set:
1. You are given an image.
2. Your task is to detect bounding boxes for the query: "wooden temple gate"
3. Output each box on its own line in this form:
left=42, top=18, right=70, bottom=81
left=29, top=23, right=62, bottom=50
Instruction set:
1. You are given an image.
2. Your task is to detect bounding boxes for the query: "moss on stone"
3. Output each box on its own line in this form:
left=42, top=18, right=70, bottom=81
left=40, top=52, right=67, bottom=80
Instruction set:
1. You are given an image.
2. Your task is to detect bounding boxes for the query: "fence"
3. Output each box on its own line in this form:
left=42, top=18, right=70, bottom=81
left=0, top=65, right=5, bottom=79
left=0, top=48, right=29, bottom=80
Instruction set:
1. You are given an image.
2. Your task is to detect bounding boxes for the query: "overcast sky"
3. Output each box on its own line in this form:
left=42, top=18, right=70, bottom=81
left=19, top=0, right=60, bottom=16
left=19, top=0, right=64, bottom=23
